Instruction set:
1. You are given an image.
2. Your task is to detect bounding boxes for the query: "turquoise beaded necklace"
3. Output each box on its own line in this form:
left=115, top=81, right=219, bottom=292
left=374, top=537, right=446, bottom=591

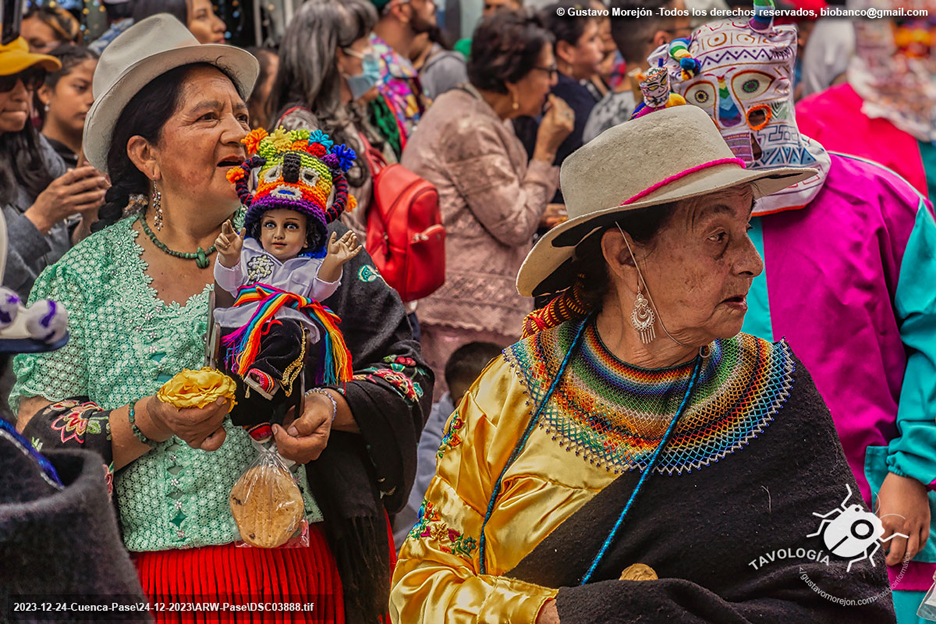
left=139, top=212, right=217, bottom=269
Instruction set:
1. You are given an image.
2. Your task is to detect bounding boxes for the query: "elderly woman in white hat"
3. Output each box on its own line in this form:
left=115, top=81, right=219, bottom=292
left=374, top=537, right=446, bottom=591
left=11, top=15, right=433, bottom=623
left=390, top=104, right=896, bottom=623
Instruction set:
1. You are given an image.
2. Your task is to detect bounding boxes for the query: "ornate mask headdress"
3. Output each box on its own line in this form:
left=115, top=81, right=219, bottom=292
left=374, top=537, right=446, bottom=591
left=227, top=127, right=358, bottom=257
left=848, top=0, right=936, bottom=142
left=648, top=0, right=832, bottom=214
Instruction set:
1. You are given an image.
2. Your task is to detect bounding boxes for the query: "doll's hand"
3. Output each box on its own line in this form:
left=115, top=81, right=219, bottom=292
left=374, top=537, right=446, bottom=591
left=216, top=220, right=244, bottom=268
left=318, top=231, right=363, bottom=283
left=327, top=231, right=363, bottom=265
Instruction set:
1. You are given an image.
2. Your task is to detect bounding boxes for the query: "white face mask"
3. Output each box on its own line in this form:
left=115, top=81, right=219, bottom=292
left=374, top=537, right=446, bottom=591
left=342, top=47, right=382, bottom=100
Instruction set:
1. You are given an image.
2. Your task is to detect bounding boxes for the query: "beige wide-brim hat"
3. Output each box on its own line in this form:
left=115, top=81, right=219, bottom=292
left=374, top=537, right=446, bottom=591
left=84, top=14, right=259, bottom=173
left=517, top=106, right=819, bottom=297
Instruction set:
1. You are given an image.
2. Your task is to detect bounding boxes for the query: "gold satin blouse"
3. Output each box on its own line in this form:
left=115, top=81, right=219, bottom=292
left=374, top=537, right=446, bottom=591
left=390, top=322, right=793, bottom=623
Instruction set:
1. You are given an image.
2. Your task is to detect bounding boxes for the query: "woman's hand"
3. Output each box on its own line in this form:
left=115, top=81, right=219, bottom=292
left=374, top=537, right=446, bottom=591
left=533, top=95, right=575, bottom=163
left=878, top=472, right=931, bottom=566
left=272, top=392, right=335, bottom=464
left=142, top=395, right=229, bottom=451
left=25, top=166, right=108, bottom=235
left=215, top=220, right=245, bottom=268
left=536, top=600, right=560, bottom=624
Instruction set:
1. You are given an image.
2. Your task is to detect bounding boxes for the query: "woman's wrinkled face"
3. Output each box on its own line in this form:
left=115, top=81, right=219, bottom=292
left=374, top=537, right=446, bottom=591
left=622, top=186, right=763, bottom=345
left=513, top=44, right=557, bottom=117
left=187, top=0, right=227, bottom=44
left=149, top=66, right=249, bottom=206
left=260, top=209, right=308, bottom=261
left=40, top=59, right=96, bottom=134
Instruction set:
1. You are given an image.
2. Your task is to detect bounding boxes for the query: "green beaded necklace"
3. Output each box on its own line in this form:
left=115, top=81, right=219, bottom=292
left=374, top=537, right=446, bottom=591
left=139, top=213, right=217, bottom=269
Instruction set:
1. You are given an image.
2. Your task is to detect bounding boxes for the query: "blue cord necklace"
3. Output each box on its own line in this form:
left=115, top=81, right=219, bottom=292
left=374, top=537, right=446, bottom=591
left=476, top=316, right=705, bottom=580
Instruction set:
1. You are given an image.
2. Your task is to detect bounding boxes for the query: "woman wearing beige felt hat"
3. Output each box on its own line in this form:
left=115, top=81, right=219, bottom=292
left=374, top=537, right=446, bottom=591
left=13, top=13, right=435, bottom=624
left=390, top=104, right=895, bottom=623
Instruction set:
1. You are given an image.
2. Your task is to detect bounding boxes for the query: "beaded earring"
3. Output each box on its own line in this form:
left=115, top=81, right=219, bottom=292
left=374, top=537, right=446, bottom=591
left=152, top=188, right=163, bottom=231
left=512, top=94, right=519, bottom=111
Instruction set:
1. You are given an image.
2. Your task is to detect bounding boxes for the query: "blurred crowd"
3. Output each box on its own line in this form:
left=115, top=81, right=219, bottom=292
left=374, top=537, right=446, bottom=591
left=2, top=0, right=936, bottom=622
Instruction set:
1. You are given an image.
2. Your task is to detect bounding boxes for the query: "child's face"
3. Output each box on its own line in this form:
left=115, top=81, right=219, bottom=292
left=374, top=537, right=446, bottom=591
left=260, top=209, right=308, bottom=261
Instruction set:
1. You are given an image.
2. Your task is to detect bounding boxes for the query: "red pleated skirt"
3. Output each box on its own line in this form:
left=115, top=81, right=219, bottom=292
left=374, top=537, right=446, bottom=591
left=132, top=524, right=344, bottom=623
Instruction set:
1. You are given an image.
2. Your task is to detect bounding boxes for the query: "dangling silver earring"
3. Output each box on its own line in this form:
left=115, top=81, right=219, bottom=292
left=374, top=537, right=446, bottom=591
left=152, top=188, right=163, bottom=231
left=631, top=281, right=656, bottom=344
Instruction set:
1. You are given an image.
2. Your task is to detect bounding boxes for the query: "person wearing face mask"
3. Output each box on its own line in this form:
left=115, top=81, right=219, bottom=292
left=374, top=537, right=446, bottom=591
left=270, top=0, right=397, bottom=237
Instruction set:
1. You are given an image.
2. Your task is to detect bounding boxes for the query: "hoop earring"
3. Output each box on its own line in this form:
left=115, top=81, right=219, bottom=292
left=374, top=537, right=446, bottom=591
left=152, top=187, right=163, bottom=231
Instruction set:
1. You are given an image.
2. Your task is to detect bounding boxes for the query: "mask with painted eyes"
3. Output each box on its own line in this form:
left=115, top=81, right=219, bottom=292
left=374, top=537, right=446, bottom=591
left=847, top=0, right=936, bottom=143
left=648, top=0, right=832, bottom=214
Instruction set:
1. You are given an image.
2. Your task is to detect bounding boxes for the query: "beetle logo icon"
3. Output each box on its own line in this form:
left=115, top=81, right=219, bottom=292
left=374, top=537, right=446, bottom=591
left=807, top=484, right=908, bottom=572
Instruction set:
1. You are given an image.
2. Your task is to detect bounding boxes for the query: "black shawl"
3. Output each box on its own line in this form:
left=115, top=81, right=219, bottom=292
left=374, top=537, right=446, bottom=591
left=506, top=355, right=896, bottom=623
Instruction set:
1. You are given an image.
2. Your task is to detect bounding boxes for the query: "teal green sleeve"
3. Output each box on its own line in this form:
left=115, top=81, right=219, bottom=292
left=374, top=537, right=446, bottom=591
left=886, top=201, right=936, bottom=488
left=9, top=261, right=89, bottom=415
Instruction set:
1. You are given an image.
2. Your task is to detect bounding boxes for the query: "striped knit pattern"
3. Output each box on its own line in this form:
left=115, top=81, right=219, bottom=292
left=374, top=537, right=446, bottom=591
left=503, top=320, right=795, bottom=475
left=222, top=284, right=353, bottom=385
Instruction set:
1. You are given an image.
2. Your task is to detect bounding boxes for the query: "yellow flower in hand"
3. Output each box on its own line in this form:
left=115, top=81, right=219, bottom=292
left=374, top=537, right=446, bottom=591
left=157, top=367, right=237, bottom=411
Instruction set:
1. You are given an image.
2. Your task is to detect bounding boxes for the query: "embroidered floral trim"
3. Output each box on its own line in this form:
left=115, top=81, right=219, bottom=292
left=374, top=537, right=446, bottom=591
left=437, top=414, right=464, bottom=458
left=48, top=399, right=110, bottom=444
left=409, top=500, right=478, bottom=560
left=361, top=367, right=423, bottom=404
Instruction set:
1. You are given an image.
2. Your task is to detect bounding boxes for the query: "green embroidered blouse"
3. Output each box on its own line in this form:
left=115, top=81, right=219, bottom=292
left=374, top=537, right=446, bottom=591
left=11, top=215, right=323, bottom=552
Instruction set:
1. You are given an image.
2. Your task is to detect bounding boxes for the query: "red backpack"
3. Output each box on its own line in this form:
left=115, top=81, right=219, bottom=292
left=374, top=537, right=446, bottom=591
left=360, top=134, right=445, bottom=303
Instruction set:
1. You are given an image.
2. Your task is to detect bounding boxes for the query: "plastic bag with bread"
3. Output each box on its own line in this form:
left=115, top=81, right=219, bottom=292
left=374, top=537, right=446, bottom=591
left=157, top=368, right=307, bottom=549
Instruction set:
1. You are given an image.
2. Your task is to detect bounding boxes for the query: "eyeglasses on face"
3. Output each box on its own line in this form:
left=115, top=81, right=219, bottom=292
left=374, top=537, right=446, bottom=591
left=532, top=65, right=559, bottom=79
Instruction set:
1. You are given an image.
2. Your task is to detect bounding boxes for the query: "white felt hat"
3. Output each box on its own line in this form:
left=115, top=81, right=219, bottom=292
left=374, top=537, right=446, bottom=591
left=516, top=106, right=818, bottom=297
left=83, top=14, right=259, bottom=173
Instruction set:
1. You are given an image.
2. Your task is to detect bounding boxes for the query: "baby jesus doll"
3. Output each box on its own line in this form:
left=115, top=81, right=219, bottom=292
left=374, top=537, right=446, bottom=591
left=212, top=127, right=362, bottom=437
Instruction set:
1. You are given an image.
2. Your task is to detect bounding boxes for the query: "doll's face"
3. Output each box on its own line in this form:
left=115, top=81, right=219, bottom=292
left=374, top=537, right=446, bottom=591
left=260, top=209, right=308, bottom=261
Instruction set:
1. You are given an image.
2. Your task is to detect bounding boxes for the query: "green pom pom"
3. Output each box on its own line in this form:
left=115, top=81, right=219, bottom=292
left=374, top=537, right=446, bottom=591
left=258, top=139, right=276, bottom=158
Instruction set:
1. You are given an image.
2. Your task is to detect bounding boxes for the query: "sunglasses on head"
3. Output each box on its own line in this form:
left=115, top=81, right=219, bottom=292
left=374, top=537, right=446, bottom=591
left=0, top=68, right=46, bottom=94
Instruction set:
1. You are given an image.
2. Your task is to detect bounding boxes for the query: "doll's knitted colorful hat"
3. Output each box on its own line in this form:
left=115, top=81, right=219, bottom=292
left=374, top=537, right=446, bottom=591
left=227, top=127, right=358, bottom=256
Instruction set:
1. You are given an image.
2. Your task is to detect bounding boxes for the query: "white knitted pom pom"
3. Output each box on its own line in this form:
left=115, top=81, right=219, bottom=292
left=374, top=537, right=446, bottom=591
left=24, top=299, right=68, bottom=343
left=0, top=288, right=20, bottom=329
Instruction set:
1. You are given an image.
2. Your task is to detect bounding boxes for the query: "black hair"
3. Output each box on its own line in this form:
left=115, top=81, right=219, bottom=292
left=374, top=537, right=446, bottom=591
left=0, top=111, right=57, bottom=207
left=132, top=0, right=189, bottom=25
left=93, top=62, right=225, bottom=232
left=243, top=46, right=278, bottom=130
left=539, top=2, right=596, bottom=48
left=444, top=341, right=504, bottom=393
left=607, top=0, right=674, bottom=63
left=34, top=43, right=98, bottom=125
left=562, top=202, right=678, bottom=310
left=246, top=210, right=328, bottom=258
left=468, top=9, right=554, bottom=94
left=104, top=1, right=134, bottom=21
